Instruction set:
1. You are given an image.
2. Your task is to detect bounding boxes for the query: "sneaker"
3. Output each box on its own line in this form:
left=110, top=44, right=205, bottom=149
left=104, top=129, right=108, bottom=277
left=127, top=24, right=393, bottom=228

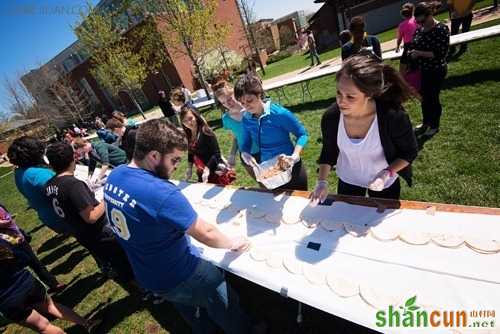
left=414, top=124, right=429, bottom=137
left=423, top=127, right=439, bottom=137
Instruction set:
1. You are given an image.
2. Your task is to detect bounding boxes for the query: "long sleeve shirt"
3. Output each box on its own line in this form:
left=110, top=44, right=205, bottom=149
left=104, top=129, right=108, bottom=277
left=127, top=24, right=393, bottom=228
left=241, top=101, right=308, bottom=162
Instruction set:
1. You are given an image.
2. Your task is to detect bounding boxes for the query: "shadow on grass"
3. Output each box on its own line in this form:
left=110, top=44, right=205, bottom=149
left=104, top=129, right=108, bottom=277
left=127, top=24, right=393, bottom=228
left=27, top=224, right=45, bottom=235
left=55, top=272, right=108, bottom=309
left=50, top=249, right=89, bottom=276
left=37, top=233, right=70, bottom=254
left=287, top=97, right=336, bottom=114
left=40, top=241, right=80, bottom=266
left=443, top=69, right=500, bottom=91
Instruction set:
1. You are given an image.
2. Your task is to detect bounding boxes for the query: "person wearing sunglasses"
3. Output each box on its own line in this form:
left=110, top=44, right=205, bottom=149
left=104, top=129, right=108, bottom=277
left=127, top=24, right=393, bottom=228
left=103, top=119, right=252, bottom=333
left=409, top=1, right=450, bottom=138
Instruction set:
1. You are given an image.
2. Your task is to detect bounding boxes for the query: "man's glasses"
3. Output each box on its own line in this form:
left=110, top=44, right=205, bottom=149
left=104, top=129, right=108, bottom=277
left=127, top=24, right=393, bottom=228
left=171, top=157, right=182, bottom=165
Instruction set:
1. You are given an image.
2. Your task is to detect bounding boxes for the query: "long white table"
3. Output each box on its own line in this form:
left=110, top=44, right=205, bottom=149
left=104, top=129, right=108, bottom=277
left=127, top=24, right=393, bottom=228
left=175, top=182, right=500, bottom=333
left=75, top=163, right=500, bottom=332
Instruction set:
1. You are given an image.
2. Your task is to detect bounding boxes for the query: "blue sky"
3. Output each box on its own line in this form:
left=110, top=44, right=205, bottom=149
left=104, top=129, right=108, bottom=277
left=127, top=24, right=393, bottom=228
left=0, top=0, right=322, bottom=115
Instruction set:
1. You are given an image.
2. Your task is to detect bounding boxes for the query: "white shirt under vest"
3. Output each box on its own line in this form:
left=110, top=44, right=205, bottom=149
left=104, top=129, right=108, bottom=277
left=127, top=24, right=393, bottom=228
left=336, top=114, right=398, bottom=189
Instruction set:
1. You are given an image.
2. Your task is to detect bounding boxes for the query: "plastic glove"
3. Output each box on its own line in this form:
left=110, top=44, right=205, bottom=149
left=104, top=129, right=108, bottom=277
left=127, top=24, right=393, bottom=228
left=368, top=169, right=392, bottom=192
left=227, top=154, right=236, bottom=168
left=201, top=167, right=210, bottom=183
left=185, top=167, right=193, bottom=181
left=229, top=236, right=251, bottom=252
left=309, top=180, right=329, bottom=207
left=241, top=152, right=257, bottom=167
left=279, top=153, right=300, bottom=167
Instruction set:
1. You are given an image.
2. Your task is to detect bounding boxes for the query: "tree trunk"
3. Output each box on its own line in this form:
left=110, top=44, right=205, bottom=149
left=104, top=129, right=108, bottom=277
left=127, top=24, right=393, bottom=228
left=185, top=45, right=210, bottom=98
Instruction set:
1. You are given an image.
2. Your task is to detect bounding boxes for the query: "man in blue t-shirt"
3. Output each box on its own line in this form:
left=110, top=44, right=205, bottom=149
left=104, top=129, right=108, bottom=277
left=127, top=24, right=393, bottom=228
left=7, top=136, right=73, bottom=234
left=104, top=119, right=251, bottom=333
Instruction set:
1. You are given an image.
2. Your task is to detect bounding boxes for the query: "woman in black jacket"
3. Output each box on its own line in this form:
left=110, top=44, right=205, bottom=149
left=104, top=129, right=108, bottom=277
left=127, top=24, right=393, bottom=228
left=310, top=54, right=418, bottom=203
left=180, top=106, right=234, bottom=185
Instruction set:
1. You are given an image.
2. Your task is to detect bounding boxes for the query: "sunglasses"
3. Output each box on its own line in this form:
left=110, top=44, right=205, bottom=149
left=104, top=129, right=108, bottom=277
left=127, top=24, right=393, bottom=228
left=170, top=156, right=182, bottom=165
left=415, top=15, right=427, bottom=24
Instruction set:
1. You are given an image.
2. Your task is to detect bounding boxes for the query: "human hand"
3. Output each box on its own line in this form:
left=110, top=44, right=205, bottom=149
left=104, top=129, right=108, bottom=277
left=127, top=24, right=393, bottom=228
left=309, top=180, right=329, bottom=207
left=229, top=236, right=250, bottom=252
left=227, top=154, right=236, bottom=168
left=201, top=167, right=210, bottom=183
left=241, top=152, right=257, bottom=167
left=368, top=169, right=392, bottom=192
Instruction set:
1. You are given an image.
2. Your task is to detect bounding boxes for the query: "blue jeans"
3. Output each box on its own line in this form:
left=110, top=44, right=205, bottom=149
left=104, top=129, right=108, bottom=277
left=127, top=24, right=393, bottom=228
left=158, top=259, right=250, bottom=334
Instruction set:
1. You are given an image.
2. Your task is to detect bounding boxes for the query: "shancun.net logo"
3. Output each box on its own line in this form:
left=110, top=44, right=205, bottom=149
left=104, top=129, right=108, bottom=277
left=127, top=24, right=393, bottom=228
left=376, top=296, right=496, bottom=329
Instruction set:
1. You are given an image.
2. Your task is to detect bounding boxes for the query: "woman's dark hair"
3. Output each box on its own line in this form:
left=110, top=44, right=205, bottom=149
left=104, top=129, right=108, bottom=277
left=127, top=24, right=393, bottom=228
left=7, top=136, right=46, bottom=168
left=180, top=106, right=214, bottom=146
left=336, top=54, right=417, bottom=109
left=401, top=2, right=415, bottom=18
left=46, top=142, right=74, bottom=174
left=234, top=74, right=265, bottom=100
left=414, top=1, right=441, bottom=18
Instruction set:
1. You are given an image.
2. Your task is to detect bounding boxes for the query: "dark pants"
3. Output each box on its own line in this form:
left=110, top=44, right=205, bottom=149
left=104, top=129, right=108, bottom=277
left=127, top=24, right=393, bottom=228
left=78, top=226, right=134, bottom=281
left=421, top=67, right=447, bottom=129
left=337, top=178, right=401, bottom=200
left=450, top=13, right=473, bottom=54
left=18, top=241, right=59, bottom=288
left=310, top=48, right=321, bottom=66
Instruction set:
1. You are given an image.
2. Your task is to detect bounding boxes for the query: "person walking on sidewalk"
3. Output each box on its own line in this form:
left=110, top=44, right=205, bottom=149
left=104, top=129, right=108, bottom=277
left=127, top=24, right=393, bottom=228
left=307, top=30, right=322, bottom=66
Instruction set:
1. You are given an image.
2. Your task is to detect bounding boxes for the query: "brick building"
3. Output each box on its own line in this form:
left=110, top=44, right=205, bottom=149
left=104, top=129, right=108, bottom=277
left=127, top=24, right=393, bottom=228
left=22, top=0, right=251, bottom=120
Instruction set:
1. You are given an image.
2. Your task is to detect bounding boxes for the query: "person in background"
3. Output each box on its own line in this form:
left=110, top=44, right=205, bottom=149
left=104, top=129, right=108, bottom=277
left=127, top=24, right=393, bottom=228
left=342, top=16, right=382, bottom=61
left=234, top=74, right=309, bottom=191
left=105, top=118, right=127, bottom=146
left=339, top=29, right=352, bottom=46
left=310, top=55, right=418, bottom=204
left=7, top=137, right=73, bottom=235
left=396, top=3, right=419, bottom=74
left=0, top=203, right=65, bottom=294
left=158, top=90, right=179, bottom=126
left=171, top=88, right=195, bottom=114
left=45, top=142, right=133, bottom=282
left=112, top=110, right=137, bottom=128
left=96, top=118, right=118, bottom=144
left=0, top=240, right=99, bottom=333
left=410, top=1, right=450, bottom=137
left=181, top=84, right=192, bottom=104
left=103, top=119, right=251, bottom=333
left=180, top=106, right=234, bottom=185
left=307, top=30, right=322, bottom=66
left=448, top=0, right=475, bottom=58
left=72, top=138, right=128, bottom=184
left=213, top=80, right=258, bottom=177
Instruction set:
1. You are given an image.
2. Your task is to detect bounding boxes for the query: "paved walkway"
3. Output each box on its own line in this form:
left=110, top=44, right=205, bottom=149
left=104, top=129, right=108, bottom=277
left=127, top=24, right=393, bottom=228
left=263, top=6, right=500, bottom=87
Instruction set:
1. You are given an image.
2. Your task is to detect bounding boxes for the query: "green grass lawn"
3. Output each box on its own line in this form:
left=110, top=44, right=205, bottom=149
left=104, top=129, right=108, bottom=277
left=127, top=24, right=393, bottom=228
left=1, top=19, right=499, bottom=333
left=261, top=0, right=495, bottom=80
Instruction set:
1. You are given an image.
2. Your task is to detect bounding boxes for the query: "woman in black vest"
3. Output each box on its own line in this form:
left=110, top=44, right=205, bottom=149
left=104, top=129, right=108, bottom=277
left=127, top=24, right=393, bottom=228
left=310, top=55, right=418, bottom=204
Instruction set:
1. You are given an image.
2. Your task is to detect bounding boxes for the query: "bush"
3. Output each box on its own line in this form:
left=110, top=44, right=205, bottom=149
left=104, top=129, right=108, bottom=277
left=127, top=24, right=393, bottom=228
left=267, top=50, right=293, bottom=64
left=197, top=48, right=244, bottom=83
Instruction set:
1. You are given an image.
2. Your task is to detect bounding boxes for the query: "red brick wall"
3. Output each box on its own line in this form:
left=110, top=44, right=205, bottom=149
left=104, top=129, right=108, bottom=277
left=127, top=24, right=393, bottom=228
left=157, top=0, right=251, bottom=91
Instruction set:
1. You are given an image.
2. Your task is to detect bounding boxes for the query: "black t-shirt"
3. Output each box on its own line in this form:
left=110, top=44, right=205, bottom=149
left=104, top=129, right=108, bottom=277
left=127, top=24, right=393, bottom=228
left=44, top=175, right=105, bottom=241
left=412, top=22, right=450, bottom=71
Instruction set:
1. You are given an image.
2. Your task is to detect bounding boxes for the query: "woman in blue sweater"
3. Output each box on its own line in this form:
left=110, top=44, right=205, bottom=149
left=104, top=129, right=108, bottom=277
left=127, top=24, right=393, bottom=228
left=234, top=74, right=309, bottom=191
